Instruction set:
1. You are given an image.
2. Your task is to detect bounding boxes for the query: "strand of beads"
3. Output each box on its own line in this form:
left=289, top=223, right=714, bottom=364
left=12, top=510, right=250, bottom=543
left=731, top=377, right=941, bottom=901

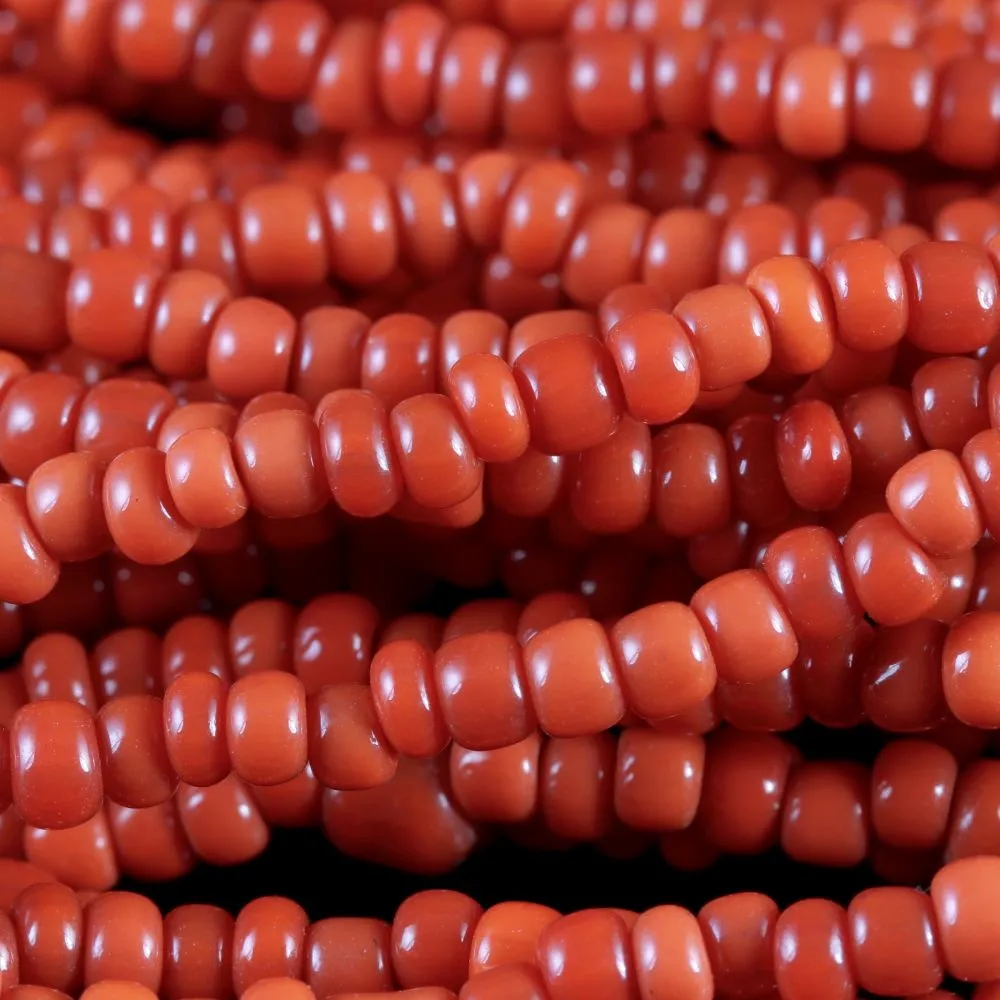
left=23, top=0, right=1000, bottom=171
left=1, top=858, right=1000, bottom=1000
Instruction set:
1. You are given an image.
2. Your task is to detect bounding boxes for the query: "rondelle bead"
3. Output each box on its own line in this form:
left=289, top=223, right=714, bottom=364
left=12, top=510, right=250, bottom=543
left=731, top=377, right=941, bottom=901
left=164, top=427, right=248, bottom=530
left=822, top=239, right=908, bottom=352
left=176, top=773, right=270, bottom=867
left=82, top=891, right=162, bottom=992
left=843, top=513, right=945, bottom=625
left=631, top=904, right=713, bottom=1000
left=207, top=298, right=296, bottom=401
left=537, top=910, right=637, bottom=1000
left=699, top=730, right=797, bottom=855
left=872, top=739, right=957, bottom=850
left=308, top=683, right=398, bottom=790
left=11, top=701, right=102, bottom=830
left=446, top=353, right=530, bottom=464
left=449, top=734, right=541, bottom=824
left=96, top=695, right=175, bottom=808
left=652, top=424, right=732, bottom=537
left=232, top=896, right=309, bottom=995
left=604, top=309, right=700, bottom=425
left=0, top=514, right=56, bottom=608
left=160, top=904, right=234, bottom=1000
left=610, top=601, right=716, bottom=720
left=234, top=408, right=328, bottom=520
left=775, top=401, right=852, bottom=512
left=304, top=917, right=393, bottom=996
left=942, top=611, right=1000, bottom=728
left=672, top=286, right=772, bottom=390
left=66, top=249, right=162, bottom=363
left=11, top=882, right=84, bottom=995
left=522, top=619, right=626, bottom=738
left=227, top=672, right=308, bottom=787
left=887, top=450, right=983, bottom=558
left=690, top=569, right=798, bottom=684
left=434, top=631, right=535, bottom=750
left=847, top=887, right=944, bottom=996
left=513, top=335, right=625, bottom=455
left=390, top=394, right=483, bottom=509
left=103, top=448, right=198, bottom=565
left=746, top=256, right=835, bottom=375
left=459, top=963, right=550, bottom=1000
left=931, top=856, right=1000, bottom=983
left=774, top=900, right=854, bottom=1000
left=698, top=893, right=778, bottom=1000
left=762, top=527, right=862, bottom=643
left=370, top=640, right=449, bottom=760
left=26, top=453, right=113, bottom=562
left=0, top=372, right=84, bottom=483
left=902, top=241, right=1000, bottom=354
left=780, top=761, right=869, bottom=868
left=614, top=729, right=704, bottom=831
left=238, top=183, right=328, bottom=289
left=392, top=890, right=483, bottom=992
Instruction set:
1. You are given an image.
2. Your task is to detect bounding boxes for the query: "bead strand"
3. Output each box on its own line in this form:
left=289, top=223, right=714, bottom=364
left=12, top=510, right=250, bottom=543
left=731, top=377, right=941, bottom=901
left=35, top=0, right=1000, bottom=171
left=0, top=555, right=991, bottom=837
left=2, top=857, right=1000, bottom=1000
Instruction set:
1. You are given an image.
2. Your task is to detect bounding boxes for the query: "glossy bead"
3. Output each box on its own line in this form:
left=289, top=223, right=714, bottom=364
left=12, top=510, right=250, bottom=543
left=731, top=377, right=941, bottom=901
left=96, top=695, right=175, bottom=808
left=390, top=394, right=483, bottom=509
left=227, top=672, right=307, bottom=787
left=604, top=310, right=700, bottom=425
left=207, top=298, right=296, bottom=402
left=523, top=619, right=625, bottom=738
left=781, top=762, right=869, bottom=867
left=447, top=353, right=529, bottom=464
left=514, top=335, right=625, bottom=455
left=762, top=527, right=861, bottom=643
left=698, top=893, right=778, bottom=1000
left=434, top=632, right=534, bottom=750
left=449, top=735, right=540, bottom=823
left=652, top=424, right=731, bottom=538
left=903, top=242, right=1000, bottom=354
left=843, top=513, right=945, bottom=626
left=691, top=570, right=798, bottom=683
left=66, top=250, right=161, bottom=363
left=165, top=427, right=247, bottom=530
left=931, top=857, right=1000, bottom=983
left=886, top=450, right=983, bottom=558
left=746, top=257, right=835, bottom=375
left=872, top=739, right=957, bottom=850
left=538, top=910, right=637, bottom=1000
left=26, top=453, right=113, bottom=562
left=11, top=702, right=102, bottom=830
left=392, top=890, right=483, bottom=992
left=774, top=900, right=853, bottom=1000
left=103, top=448, right=198, bottom=565
left=942, top=612, right=1000, bottom=728
left=308, top=683, right=397, bottom=790
left=673, top=287, right=771, bottom=390
left=699, top=730, right=797, bottom=855
left=614, top=729, right=704, bottom=831
left=82, top=892, right=162, bottom=992
left=12, top=882, right=84, bottom=995
left=0, top=373, right=84, bottom=483
left=848, top=887, right=944, bottom=996
left=632, top=905, right=713, bottom=1000
left=232, top=896, right=308, bottom=995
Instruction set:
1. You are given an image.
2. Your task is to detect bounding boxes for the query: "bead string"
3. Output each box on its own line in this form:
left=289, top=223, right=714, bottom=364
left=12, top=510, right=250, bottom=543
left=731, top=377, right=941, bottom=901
left=0, top=859, right=998, bottom=1000
left=30, top=0, right=1000, bottom=171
